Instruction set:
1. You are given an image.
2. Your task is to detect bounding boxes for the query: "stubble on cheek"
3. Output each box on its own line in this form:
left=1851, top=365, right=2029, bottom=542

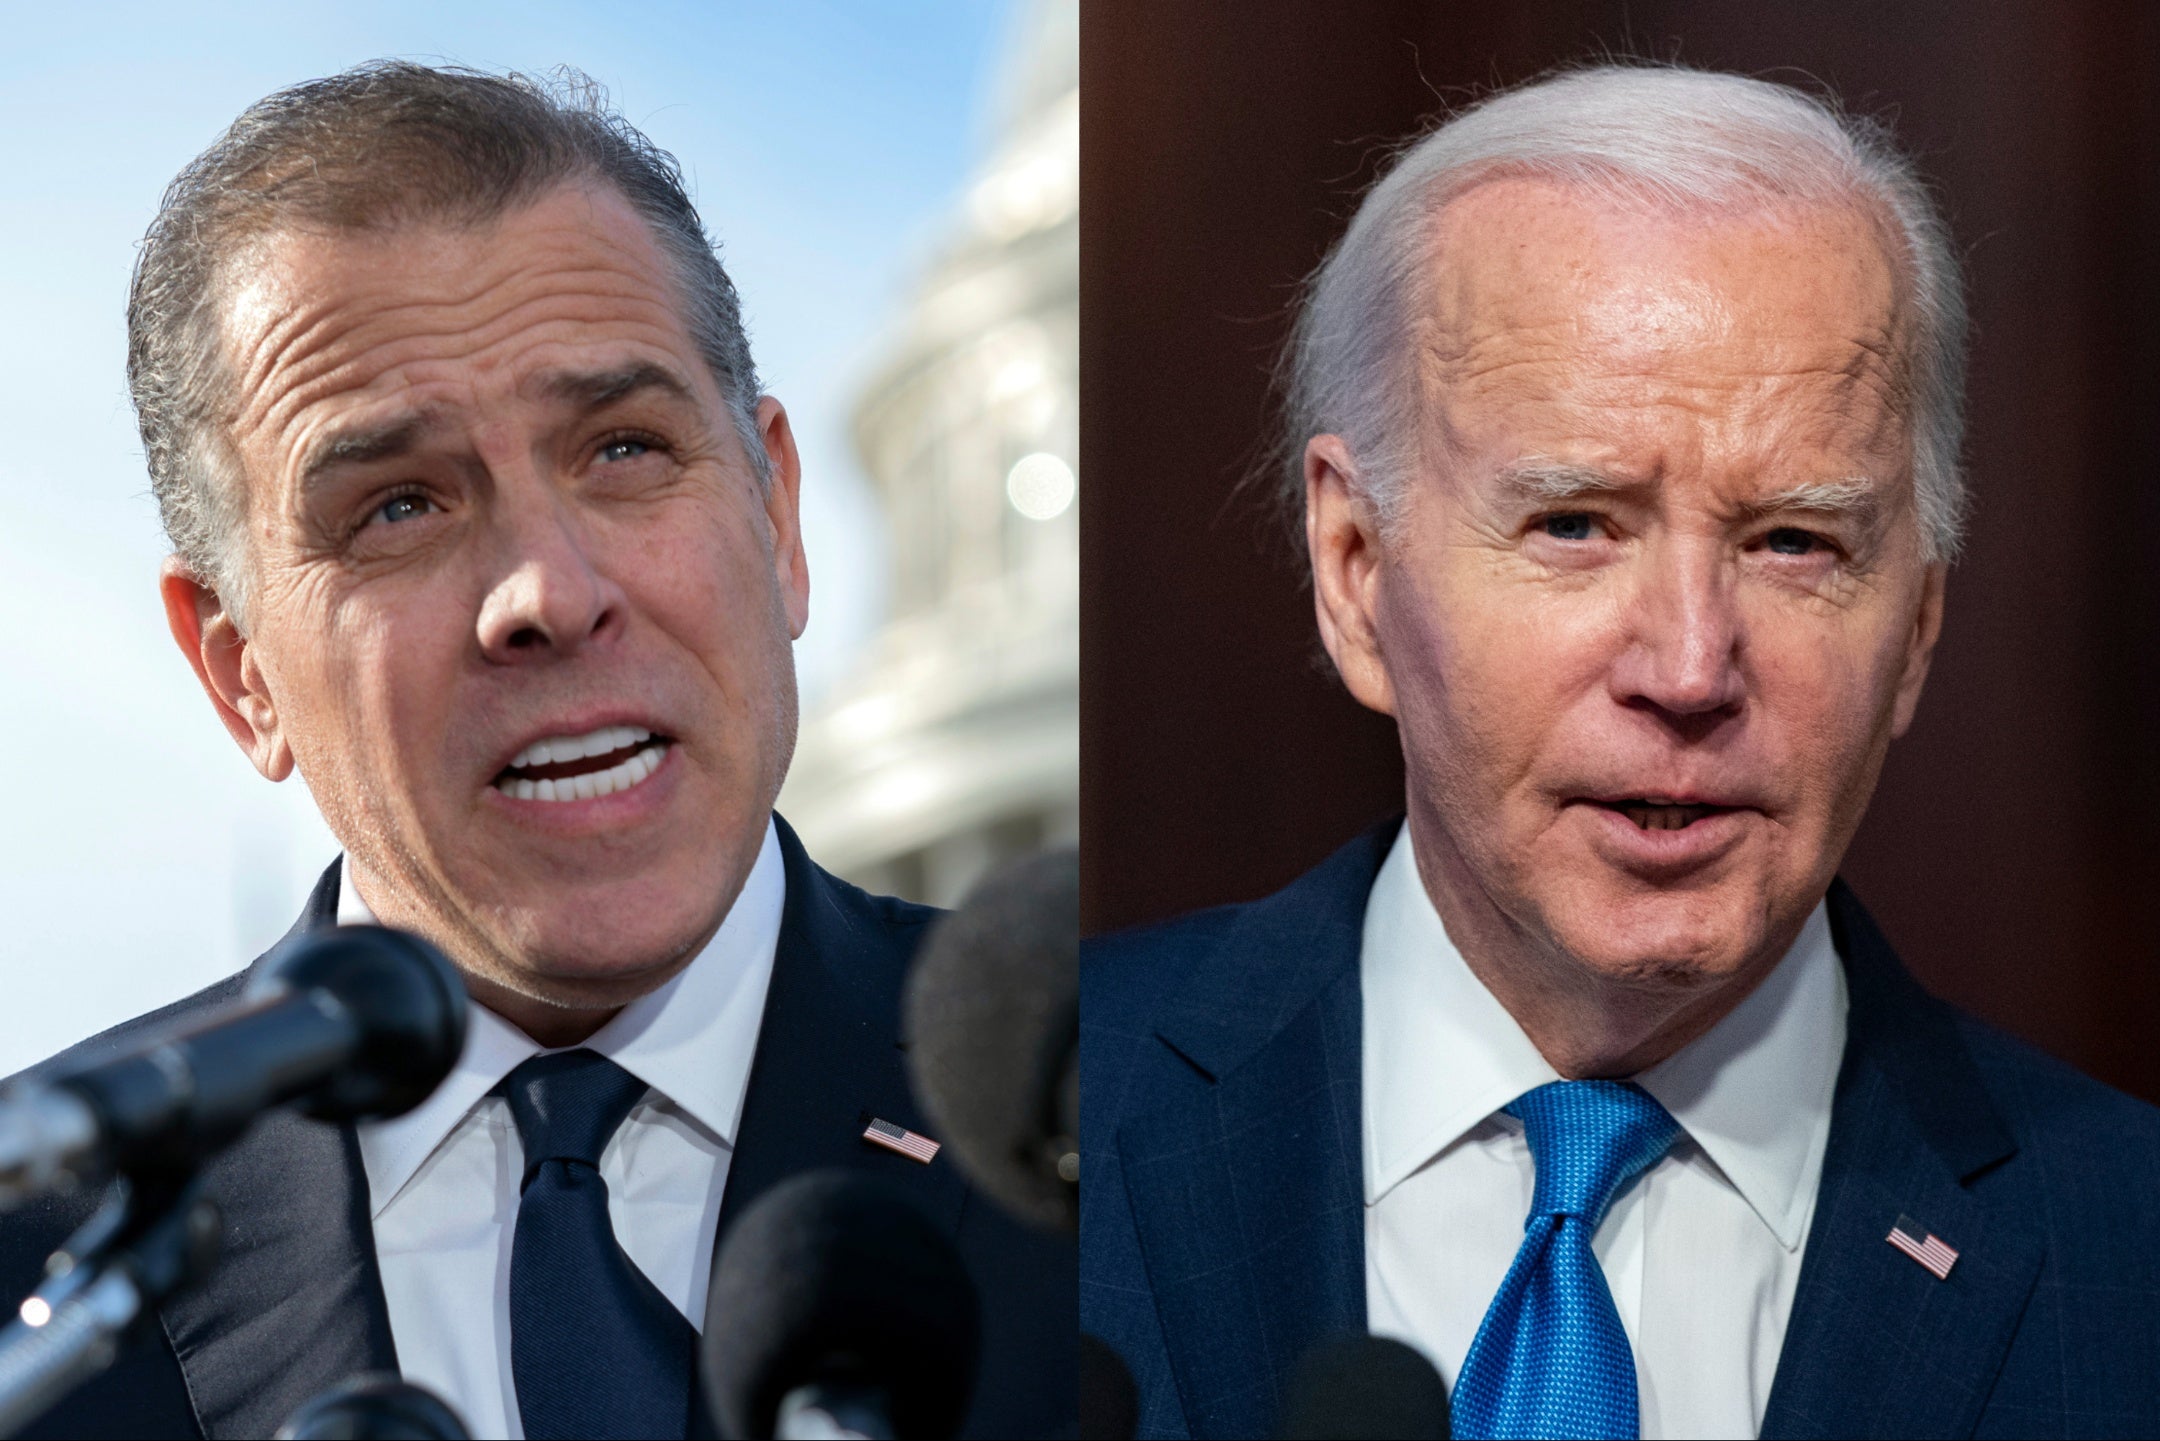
left=265, top=600, right=482, bottom=954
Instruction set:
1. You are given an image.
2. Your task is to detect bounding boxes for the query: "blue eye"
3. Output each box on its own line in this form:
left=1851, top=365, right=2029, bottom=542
left=1765, top=528, right=1820, bottom=556
left=599, top=438, right=651, bottom=463
left=1541, top=513, right=1596, bottom=541
left=374, top=494, right=435, bottom=525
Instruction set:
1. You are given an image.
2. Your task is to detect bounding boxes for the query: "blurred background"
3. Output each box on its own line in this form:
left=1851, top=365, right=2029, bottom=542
left=1080, top=2, right=2160, bottom=1100
left=0, top=0, right=1077, bottom=1075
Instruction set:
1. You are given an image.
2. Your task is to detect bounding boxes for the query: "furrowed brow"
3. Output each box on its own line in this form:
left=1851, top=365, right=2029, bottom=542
left=298, top=412, right=441, bottom=490
left=535, top=361, right=698, bottom=413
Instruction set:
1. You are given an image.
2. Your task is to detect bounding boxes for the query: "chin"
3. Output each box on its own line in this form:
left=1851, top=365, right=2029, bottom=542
left=485, top=874, right=729, bottom=988
left=1535, top=877, right=1772, bottom=992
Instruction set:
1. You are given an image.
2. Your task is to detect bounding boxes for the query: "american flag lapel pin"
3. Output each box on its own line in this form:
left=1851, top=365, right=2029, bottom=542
left=862, top=1117, right=941, bottom=1164
left=1886, top=1213, right=1960, bottom=1280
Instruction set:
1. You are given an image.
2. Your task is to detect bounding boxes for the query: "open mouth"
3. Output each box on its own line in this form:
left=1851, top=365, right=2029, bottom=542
left=493, top=725, right=673, bottom=803
left=1595, top=798, right=1738, bottom=832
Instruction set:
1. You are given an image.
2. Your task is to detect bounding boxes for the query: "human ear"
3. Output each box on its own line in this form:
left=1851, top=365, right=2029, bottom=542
left=752, top=395, right=811, bottom=640
left=1889, top=561, right=1946, bottom=740
left=1306, top=434, right=1398, bottom=717
left=158, top=556, right=294, bottom=781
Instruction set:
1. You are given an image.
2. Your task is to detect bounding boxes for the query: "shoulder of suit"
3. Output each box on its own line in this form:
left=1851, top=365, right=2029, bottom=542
left=8, top=970, right=252, bottom=1090
left=1929, top=1008, right=2160, bottom=1284
left=1083, top=902, right=1247, bottom=1028
left=0, top=973, right=252, bottom=1322
left=1952, top=1008, right=2160, bottom=1157
left=1081, top=819, right=1399, bottom=1033
left=797, top=856, right=945, bottom=964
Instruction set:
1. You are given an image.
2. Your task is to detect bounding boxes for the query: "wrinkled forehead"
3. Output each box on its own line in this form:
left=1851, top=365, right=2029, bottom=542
left=214, top=182, right=705, bottom=450
left=1413, top=175, right=1915, bottom=427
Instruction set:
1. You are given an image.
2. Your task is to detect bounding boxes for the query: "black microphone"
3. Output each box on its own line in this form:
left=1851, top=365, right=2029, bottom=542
left=1079, top=1334, right=1138, bottom=1441
left=1278, top=1335, right=1450, bottom=1440
left=903, top=848, right=1077, bottom=1233
left=276, top=1374, right=471, bottom=1439
left=701, top=1171, right=981, bottom=1440
left=0, top=926, right=467, bottom=1203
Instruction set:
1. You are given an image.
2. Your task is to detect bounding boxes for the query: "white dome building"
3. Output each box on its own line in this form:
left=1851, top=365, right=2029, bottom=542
left=776, top=0, right=1078, bottom=906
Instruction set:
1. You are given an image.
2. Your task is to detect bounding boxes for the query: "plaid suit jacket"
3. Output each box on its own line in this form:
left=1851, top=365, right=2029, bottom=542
left=1080, top=819, right=2160, bottom=1439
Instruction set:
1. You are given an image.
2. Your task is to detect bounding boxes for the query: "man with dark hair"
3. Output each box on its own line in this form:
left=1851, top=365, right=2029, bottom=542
left=0, top=63, right=1071, bottom=1439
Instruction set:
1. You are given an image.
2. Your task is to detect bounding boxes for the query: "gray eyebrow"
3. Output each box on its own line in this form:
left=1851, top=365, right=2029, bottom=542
left=1745, top=476, right=1882, bottom=525
left=1495, top=461, right=1884, bottom=526
left=1493, top=460, right=1633, bottom=504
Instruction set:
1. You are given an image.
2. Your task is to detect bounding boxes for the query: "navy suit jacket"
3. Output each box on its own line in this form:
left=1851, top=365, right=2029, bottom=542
left=0, top=816, right=1074, bottom=1440
left=1081, top=820, right=2160, bottom=1439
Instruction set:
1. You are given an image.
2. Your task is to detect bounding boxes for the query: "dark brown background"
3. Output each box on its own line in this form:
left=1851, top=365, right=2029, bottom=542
left=1079, top=2, right=2160, bottom=1100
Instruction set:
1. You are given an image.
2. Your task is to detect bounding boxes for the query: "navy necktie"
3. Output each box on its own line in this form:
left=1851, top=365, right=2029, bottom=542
left=503, top=1048, right=697, bottom=1440
left=1452, top=1080, right=1680, bottom=1440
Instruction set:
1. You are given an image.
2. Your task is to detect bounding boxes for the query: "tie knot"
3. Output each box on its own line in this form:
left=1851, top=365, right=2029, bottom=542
left=1505, top=1080, right=1679, bottom=1226
left=500, top=1049, right=649, bottom=1185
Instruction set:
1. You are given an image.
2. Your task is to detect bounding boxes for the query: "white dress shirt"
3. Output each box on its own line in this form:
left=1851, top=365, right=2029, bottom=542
left=1361, top=824, right=1846, bottom=1441
left=343, top=819, right=785, bottom=1441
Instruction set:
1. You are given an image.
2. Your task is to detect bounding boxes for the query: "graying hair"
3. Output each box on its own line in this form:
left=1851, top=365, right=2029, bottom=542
left=128, top=61, right=768, bottom=626
left=1282, top=63, right=1968, bottom=564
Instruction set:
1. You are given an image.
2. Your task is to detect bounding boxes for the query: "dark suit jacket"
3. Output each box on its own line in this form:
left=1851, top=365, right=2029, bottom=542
left=1081, top=820, right=2160, bottom=1439
left=0, top=815, right=1074, bottom=1440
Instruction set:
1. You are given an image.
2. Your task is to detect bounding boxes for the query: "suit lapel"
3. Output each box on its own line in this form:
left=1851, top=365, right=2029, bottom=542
left=160, top=1114, right=399, bottom=1439
left=1122, top=970, right=1365, bottom=1439
left=160, top=833, right=963, bottom=1438
left=1119, top=825, right=1390, bottom=1439
left=716, top=817, right=967, bottom=1245
left=162, top=855, right=399, bottom=1440
left=1761, top=881, right=2043, bottom=1439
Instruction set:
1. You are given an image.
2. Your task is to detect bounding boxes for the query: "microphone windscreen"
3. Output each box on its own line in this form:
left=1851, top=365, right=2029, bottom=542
left=251, top=925, right=469, bottom=1121
left=1079, top=1334, right=1139, bottom=1441
left=904, top=848, right=1078, bottom=1232
left=1279, top=1335, right=1450, bottom=1440
left=275, top=1373, right=470, bottom=1439
left=702, top=1170, right=981, bottom=1440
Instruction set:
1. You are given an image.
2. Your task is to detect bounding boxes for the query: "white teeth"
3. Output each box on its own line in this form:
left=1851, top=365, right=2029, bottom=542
left=507, top=725, right=654, bottom=772
left=497, top=741, right=668, bottom=803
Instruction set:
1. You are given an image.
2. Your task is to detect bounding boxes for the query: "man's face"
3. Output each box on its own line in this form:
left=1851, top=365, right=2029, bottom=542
left=174, top=182, right=808, bottom=1015
left=1310, top=178, right=1945, bottom=994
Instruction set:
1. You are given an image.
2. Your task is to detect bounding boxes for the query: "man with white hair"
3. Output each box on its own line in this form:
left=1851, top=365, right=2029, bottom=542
left=1081, top=65, right=2160, bottom=1439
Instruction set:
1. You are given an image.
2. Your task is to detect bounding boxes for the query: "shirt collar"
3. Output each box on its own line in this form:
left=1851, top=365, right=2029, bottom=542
left=1359, top=822, right=1847, bottom=1249
left=350, top=817, right=787, bottom=1218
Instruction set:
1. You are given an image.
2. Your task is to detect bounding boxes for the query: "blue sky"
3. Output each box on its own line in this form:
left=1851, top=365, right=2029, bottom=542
left=0, top=0, right=1019, bottom=1072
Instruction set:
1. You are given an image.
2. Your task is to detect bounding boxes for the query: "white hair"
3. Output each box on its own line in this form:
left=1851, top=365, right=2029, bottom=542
left=1283, top=64, right=1968, bottom=563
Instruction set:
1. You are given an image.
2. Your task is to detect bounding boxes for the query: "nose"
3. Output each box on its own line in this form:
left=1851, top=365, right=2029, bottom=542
left=475, top=483, right=625, bottom=664
left=1608, top=535, right=1746, bottom=722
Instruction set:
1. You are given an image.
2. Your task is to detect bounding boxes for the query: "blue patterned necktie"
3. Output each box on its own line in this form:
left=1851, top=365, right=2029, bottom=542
left=503, top=1048, right=698, bottom=1440
left=1452, top=1080, right=1680, bottom=1440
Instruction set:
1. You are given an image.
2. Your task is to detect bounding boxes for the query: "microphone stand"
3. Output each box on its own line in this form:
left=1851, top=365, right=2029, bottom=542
left=0, top=1174, right=221, bottom=1439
